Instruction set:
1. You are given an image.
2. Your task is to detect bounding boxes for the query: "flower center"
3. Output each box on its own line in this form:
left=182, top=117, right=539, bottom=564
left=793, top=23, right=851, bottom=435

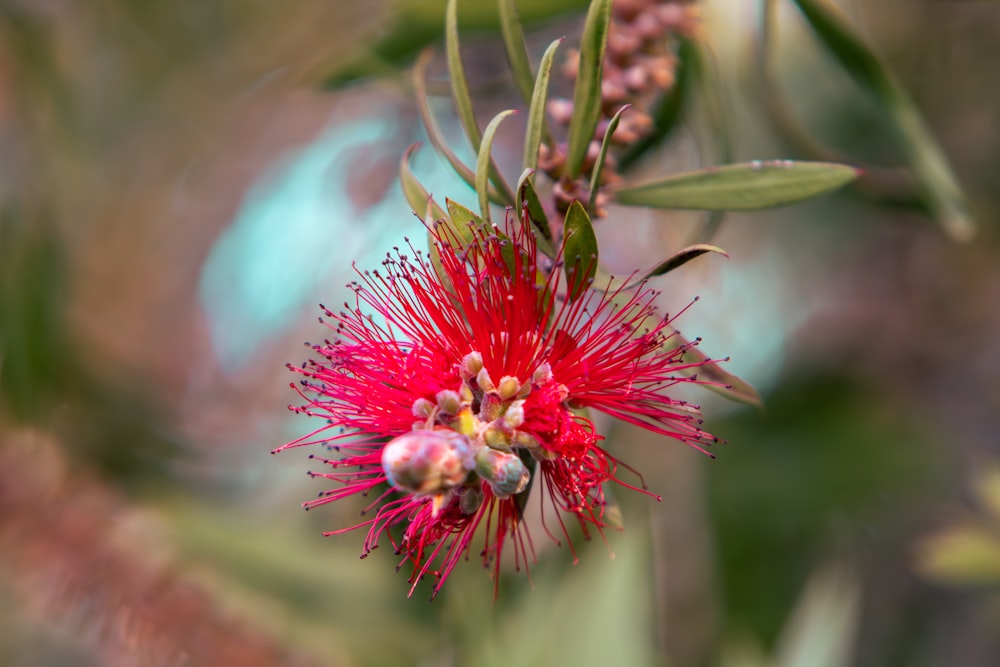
left=381, top=351, right=567, bottom=515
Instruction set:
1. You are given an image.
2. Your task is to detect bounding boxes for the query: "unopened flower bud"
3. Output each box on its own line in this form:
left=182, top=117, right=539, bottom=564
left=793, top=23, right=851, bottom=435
left=497, top=375, right=521, bottom=400
left=475, top=448, right=530, bottom=498
left=459, top=351, right=483, bottom=380
left=382, top=430, right=473, bottom=495
left=503, top=400, right=525, bottom=429
left=435, top=389, right=462, bottom=415
left=412, top=397, right=435, bottom=419
left=532, top=363, right=553, bottom=386
left=483, top=423, right=512, bottom=451
left=476, top=366, right=496, bottom=392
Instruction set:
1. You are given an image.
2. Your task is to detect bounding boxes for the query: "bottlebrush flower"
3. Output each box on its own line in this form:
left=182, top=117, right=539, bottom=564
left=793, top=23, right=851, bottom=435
left=274, top=205, right=718, bottom=599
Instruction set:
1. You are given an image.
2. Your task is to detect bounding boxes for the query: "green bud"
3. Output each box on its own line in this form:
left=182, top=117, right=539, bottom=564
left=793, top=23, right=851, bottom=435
left=497, top=375, right=521, bottom=400
left=412, top=397, right=435, bottom=419
left=460, top=351, right=484, bottom=380
left=476, top=366, right=496, bottom=392
left=435, top=389, right=462, bottom=415
left=475, top=448, right=530, bottom=498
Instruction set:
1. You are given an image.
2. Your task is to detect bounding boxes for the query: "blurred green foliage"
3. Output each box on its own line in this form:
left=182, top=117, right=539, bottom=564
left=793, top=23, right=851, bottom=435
left=709, top=371, right=944, bottom=646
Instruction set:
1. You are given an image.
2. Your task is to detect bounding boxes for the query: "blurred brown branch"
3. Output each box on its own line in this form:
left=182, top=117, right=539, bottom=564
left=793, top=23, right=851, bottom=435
left=0, top=425, right=331, bottom=667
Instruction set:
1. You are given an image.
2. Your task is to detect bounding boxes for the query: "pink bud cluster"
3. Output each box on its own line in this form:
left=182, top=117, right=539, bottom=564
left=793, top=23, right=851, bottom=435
left=541, top=0, right=701, bottom=217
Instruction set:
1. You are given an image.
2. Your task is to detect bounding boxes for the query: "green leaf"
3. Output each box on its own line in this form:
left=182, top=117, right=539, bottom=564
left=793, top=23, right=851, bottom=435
left=516, top=169, right=556, bottom=258
left=562, top=200, right=598, bottom=302
left=319, top=0, right=587, bottom=89
left=614, top=160, right=858, bottom=211
left=523, top=37, right=562, bottom=175
left=412, top=48, right=504, bottom=206
left=588, top=104, right=629, bottom=215
left=445, top=198, right=482, bottom=243
left=513, top=448, right=538, bottom=520
left=426, top=199, right=482, bottom=293
left=399, top=143, right=447, bottom=222
left=676, top=331, right=763, bottom=409
left=566, top=0, right=611, bottom=178
left=498, top=0, right=535, bottom=105
left=792, top=0, right=975, bottom=241
left=446, top=0, right=515, bottom=206
left=476, top=109, right=517, bottom=223
left=446, top=0, right=481, bottom=150
left=629, top=244, right=728, bottom=286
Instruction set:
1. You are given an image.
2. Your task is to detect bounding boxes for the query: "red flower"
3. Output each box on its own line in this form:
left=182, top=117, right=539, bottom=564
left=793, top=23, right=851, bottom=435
left=274, top=206, right=717, bottom=598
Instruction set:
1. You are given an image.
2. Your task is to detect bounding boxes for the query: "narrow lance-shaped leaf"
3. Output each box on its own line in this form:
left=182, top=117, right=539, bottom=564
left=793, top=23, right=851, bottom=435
left=400, top=143, right=447, bottom=222
left=562, top=200, right=598, bottom=302
left=614, top=160, right=858, bottom=211
left=498, top=0, right=536, bottom=105
left=523, top=38, right=562, bottom=175
left=413, top=48, right=504, bottom=206
left=792, top=0, right=975, bottom=242
left=627, top=244, right=729, bottom=288
left=517, top=169, right=556, bottom=258
left=674, top=330, right=763, bottom=409
left=446, top=0, right=481, bottom=150
left=446, top=0, right=515, bottom=205
left=589, top=104, right=629, bottom=215
left=566, top=0, right=611, bottom=178
left=477, top=109, right=517, bottom=223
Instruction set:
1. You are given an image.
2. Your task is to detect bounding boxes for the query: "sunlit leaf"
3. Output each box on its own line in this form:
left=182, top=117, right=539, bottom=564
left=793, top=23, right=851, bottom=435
left=566, top=0, right=611, bottom=178
left=562, top=200, right=598, bottom=302
left=446, top=0, right=515, bottom=206
left=614, top=160, right=858, bottom=211
left=446, top=0, right=481, bottom=150
left=523, top=38, right=562, bottom=175
left=792, top=0, right=975, bottom=241
left=477, top=109, right=517, bottom=223
left=589, top=104, right=629, bottom=215
left=498, top=0, right=535, bottom=105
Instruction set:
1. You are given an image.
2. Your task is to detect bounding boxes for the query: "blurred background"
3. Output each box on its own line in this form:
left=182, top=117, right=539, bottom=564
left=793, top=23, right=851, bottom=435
left=1, top=0, right=999, bottom=665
